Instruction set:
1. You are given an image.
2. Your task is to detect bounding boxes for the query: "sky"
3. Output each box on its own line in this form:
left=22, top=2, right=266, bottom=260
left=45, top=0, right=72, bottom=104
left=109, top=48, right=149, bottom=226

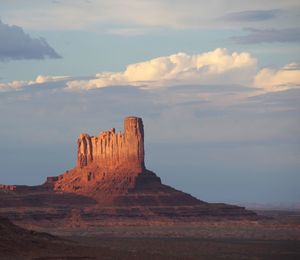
left=0, top=0, right=300, bottom=205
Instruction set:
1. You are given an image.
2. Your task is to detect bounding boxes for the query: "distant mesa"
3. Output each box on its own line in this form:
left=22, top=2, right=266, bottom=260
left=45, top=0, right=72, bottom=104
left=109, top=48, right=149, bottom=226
left=0, top=116, right=257, bottom=228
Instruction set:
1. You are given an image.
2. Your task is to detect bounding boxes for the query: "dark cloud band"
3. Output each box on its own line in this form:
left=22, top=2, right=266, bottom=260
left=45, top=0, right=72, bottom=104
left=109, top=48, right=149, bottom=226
left=231, top=27, right=300, bottom=44
left=223, top=9, right=282, bottom=22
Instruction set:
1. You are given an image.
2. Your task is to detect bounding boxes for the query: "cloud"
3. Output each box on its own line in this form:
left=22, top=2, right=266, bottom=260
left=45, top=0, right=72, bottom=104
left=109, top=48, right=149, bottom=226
left=66, top=48, right=257, bottom=91
left=1, top=48, right=298, bottom=95
left=3, top=1, right=299, bottom=32
left=0, top=75, right=69, bottom=92
left=231, top=27, right=300, bottom=44
left=223, top=9, right=282, bottom=22
left=0, top=20, right=61, bottom=61
left=255, top=63, right=300, bottom=91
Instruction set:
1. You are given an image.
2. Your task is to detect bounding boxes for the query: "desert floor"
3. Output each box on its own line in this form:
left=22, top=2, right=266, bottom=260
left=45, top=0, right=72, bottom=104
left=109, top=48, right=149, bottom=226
left=1, top=210, right=300, bottom=260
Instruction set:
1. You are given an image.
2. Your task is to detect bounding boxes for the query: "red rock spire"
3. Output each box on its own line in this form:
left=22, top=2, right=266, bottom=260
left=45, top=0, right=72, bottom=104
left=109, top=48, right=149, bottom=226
left=76, top=116, right=145, bottom=173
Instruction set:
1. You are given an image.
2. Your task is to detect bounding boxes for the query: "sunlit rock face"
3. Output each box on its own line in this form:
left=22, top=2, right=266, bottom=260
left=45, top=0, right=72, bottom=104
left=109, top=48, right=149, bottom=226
left=53, top=117, right=159, bottom=196
left=77, top=117, right=145, bottom=172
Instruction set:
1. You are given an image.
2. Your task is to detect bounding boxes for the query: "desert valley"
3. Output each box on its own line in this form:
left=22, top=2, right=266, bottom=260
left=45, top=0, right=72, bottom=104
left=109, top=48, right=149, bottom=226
left=1, top=2, right=300, bottom=258
left=1, top=117, right=300, bottom=259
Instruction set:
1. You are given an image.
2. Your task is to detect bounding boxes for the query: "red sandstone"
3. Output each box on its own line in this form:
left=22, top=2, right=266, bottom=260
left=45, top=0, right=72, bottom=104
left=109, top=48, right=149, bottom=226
left=0, top=116, right=258, bottom=228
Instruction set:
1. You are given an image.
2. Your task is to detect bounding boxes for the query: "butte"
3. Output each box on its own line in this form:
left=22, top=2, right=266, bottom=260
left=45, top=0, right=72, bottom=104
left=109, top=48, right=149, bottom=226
left=0, top=117, right=257, bottom=228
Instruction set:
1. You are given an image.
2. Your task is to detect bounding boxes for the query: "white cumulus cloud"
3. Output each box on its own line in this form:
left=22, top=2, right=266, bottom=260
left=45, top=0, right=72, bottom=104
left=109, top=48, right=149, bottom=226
left=2, top=49, right=299, bottom=95
left=66, top=48, right=257, bottom=91
left=255, top=63, right=300, bottom=91
left=0, top=75, right=69, bottom=92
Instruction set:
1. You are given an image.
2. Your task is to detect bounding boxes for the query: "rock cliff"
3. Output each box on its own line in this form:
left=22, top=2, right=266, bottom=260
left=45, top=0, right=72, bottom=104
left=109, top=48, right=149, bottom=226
left=77, top=117, right=145, bottom=172
left=0, top=116, right=258, bottom=228
left=52, top=116, right=159, bottom=195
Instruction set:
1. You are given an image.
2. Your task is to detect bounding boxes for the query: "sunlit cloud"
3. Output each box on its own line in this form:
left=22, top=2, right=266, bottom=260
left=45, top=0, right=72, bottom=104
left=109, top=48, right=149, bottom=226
left=66, top=48, right=257, bottom=91
left=2, top=48, right=299, bottom=95
left=255, top=63, right=300, bottom=91
left=65, top=48, right=299, bottom=94
left=0, top=75, right=69, bottom=92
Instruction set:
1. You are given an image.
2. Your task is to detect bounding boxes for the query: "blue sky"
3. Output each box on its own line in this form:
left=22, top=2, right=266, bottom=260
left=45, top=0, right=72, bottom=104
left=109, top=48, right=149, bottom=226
left=0, top=0, right=300, bottom=204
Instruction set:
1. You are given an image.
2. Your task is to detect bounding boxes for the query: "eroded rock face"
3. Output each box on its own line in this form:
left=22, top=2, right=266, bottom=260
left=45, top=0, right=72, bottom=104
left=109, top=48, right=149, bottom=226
left=52, top=116, right=151, bottom=195
left=77, top=117, right=145, bottom=172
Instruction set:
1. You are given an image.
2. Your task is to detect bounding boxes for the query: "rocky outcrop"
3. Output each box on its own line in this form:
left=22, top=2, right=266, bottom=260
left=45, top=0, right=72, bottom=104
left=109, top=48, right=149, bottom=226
left=52, top=117, right=150, bottom=195
left=0, top=116, right=259, bottom=229
left=77, top=116, right=145, bottom=171
left=0, top=185, right=16, bottom=191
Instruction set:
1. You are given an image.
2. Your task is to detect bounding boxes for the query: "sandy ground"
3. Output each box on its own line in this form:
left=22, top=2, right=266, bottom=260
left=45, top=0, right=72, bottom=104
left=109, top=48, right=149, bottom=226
left=1, top=210, right=300, bottom=260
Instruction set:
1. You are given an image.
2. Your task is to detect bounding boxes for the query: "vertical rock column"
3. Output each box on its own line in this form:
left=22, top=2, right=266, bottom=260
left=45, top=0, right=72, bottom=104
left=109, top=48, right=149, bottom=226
left=77, top=133, right=93, bottom=168
left=123, top=116, right=145, bottom=171
left=76, top=116, right=145, bottom=173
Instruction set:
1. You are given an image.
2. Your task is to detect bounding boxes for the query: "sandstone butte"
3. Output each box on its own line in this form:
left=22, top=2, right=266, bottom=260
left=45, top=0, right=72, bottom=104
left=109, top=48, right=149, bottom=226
left=0, top=116, right=257, bottom=228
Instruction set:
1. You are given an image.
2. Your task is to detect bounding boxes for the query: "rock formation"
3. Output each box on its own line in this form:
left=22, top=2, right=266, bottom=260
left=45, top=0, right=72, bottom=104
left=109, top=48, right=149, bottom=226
left=76, top=117, right=145, bottom=171
left=0, top=116, right=258, bottom=229
left=52, top=117, right=160, bottom=196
